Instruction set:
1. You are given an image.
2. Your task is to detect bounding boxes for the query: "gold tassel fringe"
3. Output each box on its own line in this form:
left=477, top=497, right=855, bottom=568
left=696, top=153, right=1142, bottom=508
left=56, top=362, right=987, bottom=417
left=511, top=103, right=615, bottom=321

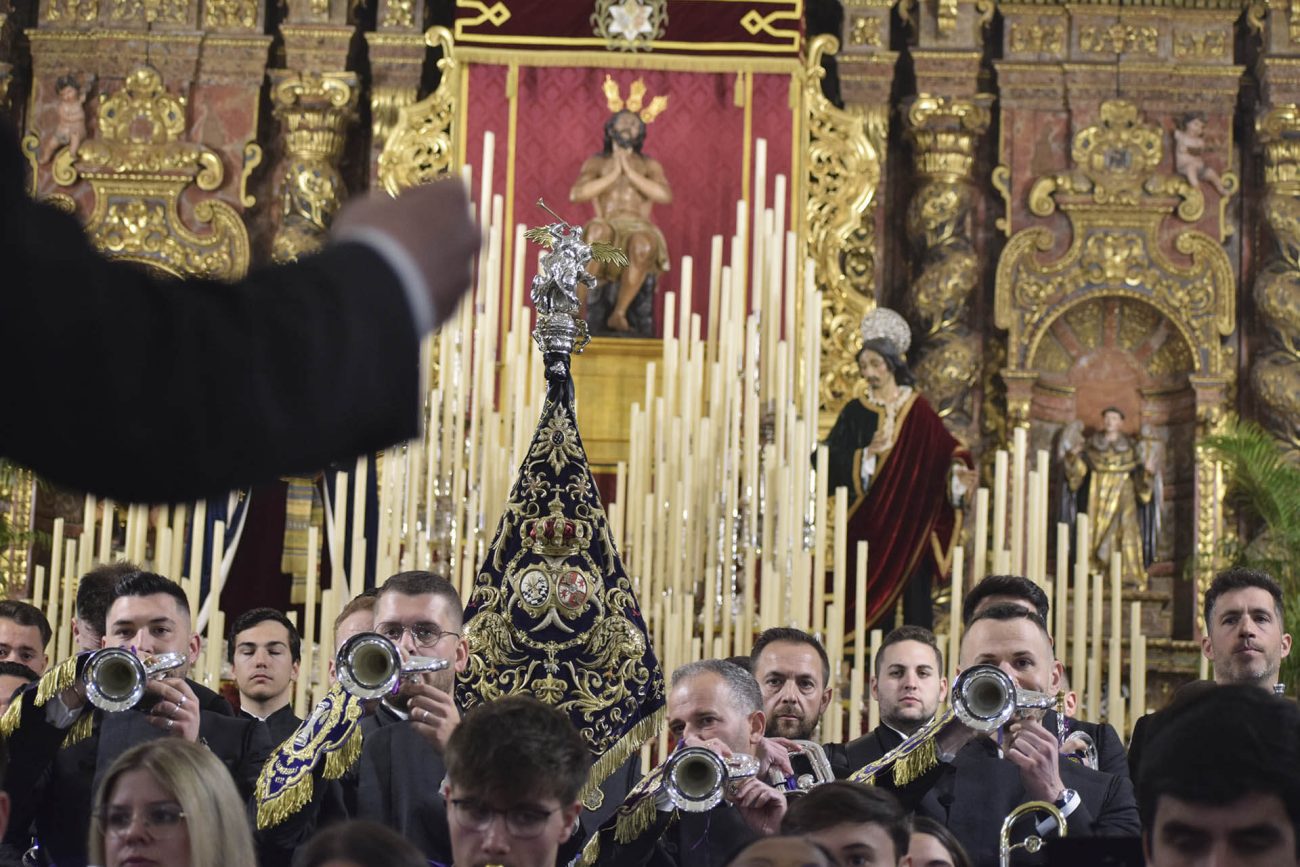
left=0, top=693, right=22, bottom=738
left=891, top=736, right=938, bottom=787
left=34, top=655, right=79, bottom=708
left=579, top=706, right=664, bottom=809
left=322, top=725, right=363, bottom=780
left=613, top=793, right=659, bottom=845
left=256, top=772, right=314, bottom=831
left=60, top=711, right=94, bottom=749
left=577, top=830, right=601, bottom=867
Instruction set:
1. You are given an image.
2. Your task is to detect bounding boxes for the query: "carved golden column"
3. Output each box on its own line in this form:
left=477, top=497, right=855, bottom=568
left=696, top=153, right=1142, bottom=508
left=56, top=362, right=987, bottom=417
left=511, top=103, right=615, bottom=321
left=0, top=10, right=12, bottom=112
left=1254, top=107, right=1300, bottom=455
left=902, top=94, right=992, bottom=435
left=268, top=70, right=358, bottom=262
left=364, top=0, right=425, bottom=184
left=810, top=1, right=897, bottom=420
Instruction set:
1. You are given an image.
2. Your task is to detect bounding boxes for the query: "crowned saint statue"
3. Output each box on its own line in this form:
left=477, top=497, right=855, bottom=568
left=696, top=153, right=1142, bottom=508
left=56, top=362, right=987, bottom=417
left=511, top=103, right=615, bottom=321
left=1060, top=407, right=1159, bottom=589
left=569, top=76, right=672, bottom=336
left=820, top=309, right=976, bottom=631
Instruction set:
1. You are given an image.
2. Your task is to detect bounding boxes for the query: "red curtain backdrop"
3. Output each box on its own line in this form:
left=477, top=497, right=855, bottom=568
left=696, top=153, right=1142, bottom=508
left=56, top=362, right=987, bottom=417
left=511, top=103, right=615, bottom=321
left=463, top=63, right=795, bottom=333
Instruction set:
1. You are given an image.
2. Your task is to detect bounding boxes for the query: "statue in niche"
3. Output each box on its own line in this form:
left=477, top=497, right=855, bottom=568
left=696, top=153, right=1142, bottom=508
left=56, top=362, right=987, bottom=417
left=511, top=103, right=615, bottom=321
left=1173, top=111, right=1228, bottom=196
left=569, top=76, right=671, bottom=336
left=39, top=74, right=94, bottom=163
left=1060, top=407, right=1160, bottom=587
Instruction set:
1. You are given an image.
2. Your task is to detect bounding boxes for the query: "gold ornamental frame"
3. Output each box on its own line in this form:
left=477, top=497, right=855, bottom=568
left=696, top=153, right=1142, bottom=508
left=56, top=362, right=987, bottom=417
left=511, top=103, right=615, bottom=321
left=994, top=99, right=1234, bottom=616
left=380, top=27, right=881, bottom=437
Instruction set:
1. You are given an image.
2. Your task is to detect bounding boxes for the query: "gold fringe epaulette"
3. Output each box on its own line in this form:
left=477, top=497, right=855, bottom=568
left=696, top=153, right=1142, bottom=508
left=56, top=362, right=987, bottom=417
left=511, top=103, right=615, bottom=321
left=578, top=829, right=601, bottom=867
left=255, top=685, right=364, bottom=830
left=0, top=690, right=22, bottom=738
left=611, top=761, right=667, bottom=844
left=60, top=710, right=94, bottom=749
left=1, top=654, right=81, bottom=738
left=580, top=707, right=663, bottom=810
left=851, top=706, right=953, bottom=787
left=34, top=654, right=79, bottom=708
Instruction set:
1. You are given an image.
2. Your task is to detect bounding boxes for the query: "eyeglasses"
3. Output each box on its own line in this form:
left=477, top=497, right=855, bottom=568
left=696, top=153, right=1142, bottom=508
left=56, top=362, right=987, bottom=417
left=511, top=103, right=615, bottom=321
left=96, top=803, right=187, bottom=835
left=448, top=799, right=557, bottom=838
left=375, top=623, right=459, bottom=649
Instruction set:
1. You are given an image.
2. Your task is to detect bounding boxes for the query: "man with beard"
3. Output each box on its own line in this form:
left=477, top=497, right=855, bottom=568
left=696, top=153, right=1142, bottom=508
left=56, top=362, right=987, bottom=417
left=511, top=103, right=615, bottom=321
left=820, top=308, right=975, bottom=630
left=1, top=572, right=272, bottom=867
left=259, top=571, right=468, bottom=862
left=1128, top=567, right=1292, bottom=791
left=569, top=107, right=672, bottom=333
left=750, top=628, right=833, bottom=742
left=839, top=626, right=947, bottom=773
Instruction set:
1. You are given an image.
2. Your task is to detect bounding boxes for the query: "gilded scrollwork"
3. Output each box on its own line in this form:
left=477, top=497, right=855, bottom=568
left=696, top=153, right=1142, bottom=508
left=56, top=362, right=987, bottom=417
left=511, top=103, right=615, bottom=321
left=54, top=65, right=249, bottom=280
left=1008, top=22, right=1064, bottom=55
left=43, top=0, right=97, bottom=24
left=378, top=26, right=458, bottom=197
left=109, top=0, right=188, bottom=25
left=996, top=99, right=1234, bottom=387
left=1078, top=23, right=1158, bottom=56
left=1252, top=107, right=1300, bottom=455
left=903, top=94, right=992, bottom=433
left=1027, top=101, right=1205, bottom=222
left=802, top=34, right=888, bottom=415
left=268, top=69, right=359, bottom=263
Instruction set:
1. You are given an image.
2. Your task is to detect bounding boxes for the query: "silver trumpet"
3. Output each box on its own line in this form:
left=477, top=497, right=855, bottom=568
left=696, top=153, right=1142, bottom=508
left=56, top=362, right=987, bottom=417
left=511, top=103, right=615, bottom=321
left=662, top=747, right=761, bottom=812
left=84, top=648, right=187, bottom=712
left=766, top=740, right=835, bottom=793
left=999, top=800, right=1068, bottom=867
left=334, top=632, right=450, bottom=700
left=952, top=665, right=1060, bottom=733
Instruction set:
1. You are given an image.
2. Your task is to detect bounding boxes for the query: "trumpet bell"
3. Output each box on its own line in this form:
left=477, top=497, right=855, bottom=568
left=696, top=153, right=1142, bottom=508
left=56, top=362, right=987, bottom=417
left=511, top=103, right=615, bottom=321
left=336, top=632, right=403, bottom=699
left=662, top=747, right=761, bottom=813
left=952, top=665, right=1058, bottom=733
left=84, top=648, right=187, bottom=712
left=335, top=632, right=452, bottom=700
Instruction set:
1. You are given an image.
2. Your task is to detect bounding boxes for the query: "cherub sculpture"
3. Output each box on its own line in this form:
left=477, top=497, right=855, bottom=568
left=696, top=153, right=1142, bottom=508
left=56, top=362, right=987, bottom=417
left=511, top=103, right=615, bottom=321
left=1173, top=111, right=1228, bottom=196
left=39, top=74, right=94, bottom=164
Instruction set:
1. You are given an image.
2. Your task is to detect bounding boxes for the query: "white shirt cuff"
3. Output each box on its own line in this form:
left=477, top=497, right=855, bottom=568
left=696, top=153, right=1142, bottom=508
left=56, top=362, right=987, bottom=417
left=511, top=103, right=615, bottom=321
left=44, top=693, right=82, bottom=729
left=333, top=228, right=436, bottom=336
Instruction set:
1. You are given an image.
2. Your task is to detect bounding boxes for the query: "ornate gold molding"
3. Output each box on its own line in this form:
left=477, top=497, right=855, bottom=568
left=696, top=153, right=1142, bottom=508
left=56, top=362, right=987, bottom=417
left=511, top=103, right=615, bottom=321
left=802, top=34, right=887, bottom=416
left=378, top=26, right=459, bottom=196
left=1253, top=106, right=1300, bottom=455
left=0, top=467, right=34, bottom=600
left=56, top=66, right=249, bottom=278
left=268, top=68, right=358, bottom=263
left=903, top=94, right=992, bottom=436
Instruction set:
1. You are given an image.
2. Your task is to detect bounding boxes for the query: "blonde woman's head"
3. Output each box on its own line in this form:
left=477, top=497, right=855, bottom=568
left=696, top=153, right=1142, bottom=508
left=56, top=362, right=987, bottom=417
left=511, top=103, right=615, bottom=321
left=88, top=738, right=255, bottom=867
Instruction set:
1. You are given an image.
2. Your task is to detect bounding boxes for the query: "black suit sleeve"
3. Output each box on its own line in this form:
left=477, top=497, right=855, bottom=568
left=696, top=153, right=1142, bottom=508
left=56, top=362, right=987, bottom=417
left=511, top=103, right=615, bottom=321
left=1095, top=722, right=1130, bottom=780
left=0, top=687, right=83, bottom=847
left=1060, top=764, right=1141, bottom=838
left=1, top=119, right=420, bottom=503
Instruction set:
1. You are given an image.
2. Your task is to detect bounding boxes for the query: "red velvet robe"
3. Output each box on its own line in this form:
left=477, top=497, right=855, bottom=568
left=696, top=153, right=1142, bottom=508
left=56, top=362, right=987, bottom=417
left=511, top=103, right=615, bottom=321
left=829, top=392, right=970, bottom=630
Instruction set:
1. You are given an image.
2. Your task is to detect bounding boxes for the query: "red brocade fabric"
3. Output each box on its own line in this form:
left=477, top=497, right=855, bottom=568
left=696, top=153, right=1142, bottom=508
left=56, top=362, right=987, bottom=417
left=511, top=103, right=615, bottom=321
left=454, top=0, right=803, bottom=55
left=846, top=395, right=971, bottom=630
left=463, top=63, right=795, bottom=332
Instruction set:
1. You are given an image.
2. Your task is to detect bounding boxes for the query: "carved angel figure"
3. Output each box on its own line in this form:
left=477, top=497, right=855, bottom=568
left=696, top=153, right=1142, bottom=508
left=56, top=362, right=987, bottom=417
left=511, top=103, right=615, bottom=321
left=40, top=74, right=94, bottom=164
left=526, top=215, right=628, bottom=318
left=1173, top=112, right=1228, bottom=196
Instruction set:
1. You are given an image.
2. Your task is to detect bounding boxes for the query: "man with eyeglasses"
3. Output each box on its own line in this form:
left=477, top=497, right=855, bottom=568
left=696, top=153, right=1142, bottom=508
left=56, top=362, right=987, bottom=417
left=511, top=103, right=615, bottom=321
left=443, top=694, right=589, bottom=867
left=261, top=570, right=469, bottom=863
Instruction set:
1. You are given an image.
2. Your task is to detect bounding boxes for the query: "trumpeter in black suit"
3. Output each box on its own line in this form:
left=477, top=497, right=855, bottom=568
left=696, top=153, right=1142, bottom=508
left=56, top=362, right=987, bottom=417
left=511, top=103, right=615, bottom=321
left=0, top=573, right=276, bottom=867
left=0, top=115, right=477, bottom=504
left=857, top=605, right=1140, bottom=865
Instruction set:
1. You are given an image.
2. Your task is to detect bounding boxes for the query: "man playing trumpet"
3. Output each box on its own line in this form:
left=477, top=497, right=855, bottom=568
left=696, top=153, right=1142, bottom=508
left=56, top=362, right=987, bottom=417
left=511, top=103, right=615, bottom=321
left=856, top=604, right=1139, bottom=864
left=586, top=659, right=789, bottom=867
